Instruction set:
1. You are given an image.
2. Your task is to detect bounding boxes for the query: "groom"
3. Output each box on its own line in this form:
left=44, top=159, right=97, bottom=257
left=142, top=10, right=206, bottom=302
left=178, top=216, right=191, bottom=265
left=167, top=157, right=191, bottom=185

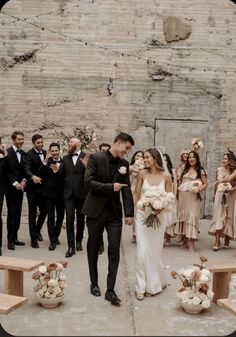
left=82, top=132, right=134, bottom=306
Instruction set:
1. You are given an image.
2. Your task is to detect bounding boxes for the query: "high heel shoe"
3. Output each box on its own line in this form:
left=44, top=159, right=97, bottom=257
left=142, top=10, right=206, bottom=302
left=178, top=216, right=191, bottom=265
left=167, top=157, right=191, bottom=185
left=136, top=293, right=144, bottom=301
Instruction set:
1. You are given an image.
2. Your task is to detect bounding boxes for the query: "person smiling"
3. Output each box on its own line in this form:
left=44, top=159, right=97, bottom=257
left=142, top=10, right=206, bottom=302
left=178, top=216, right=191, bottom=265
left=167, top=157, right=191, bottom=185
left=175, top=151, right=208, bottom=252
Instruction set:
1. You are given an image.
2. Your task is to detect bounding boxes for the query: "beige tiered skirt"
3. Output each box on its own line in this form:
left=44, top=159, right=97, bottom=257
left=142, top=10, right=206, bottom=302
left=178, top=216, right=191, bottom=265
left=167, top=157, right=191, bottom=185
left=175, top=191, right=201, bottom=239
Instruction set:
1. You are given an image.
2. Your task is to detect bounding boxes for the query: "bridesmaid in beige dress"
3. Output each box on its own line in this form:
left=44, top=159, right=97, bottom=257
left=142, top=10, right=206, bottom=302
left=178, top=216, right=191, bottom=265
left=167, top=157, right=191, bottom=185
left=176, top=148, right=190, bottom=186
left=129, top=150, right=144, bottom=243
left=175, top=151, right=208, bottom=251
left=163, top=153, right=177, bottom=246
left=208, top=151, right=236, bottom=250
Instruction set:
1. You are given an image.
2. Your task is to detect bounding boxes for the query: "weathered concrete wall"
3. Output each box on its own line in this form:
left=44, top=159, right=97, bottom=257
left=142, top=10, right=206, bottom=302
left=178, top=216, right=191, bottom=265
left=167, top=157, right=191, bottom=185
left=0, top=0, right=236, bottom=215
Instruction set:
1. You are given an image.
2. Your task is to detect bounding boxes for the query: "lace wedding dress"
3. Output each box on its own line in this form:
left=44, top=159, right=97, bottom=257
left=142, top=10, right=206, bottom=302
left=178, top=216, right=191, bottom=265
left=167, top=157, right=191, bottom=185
left=135, top=178, right=168, bottom=295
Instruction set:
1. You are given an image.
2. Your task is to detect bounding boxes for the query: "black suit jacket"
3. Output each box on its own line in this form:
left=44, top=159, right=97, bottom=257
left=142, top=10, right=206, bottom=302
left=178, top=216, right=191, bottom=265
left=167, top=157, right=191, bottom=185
left=41, top=157, right=64, bottom=198
left=61, top=151, right=87, bottom=199
left=5, top=146, right=27, bottom=192
left=0, top=155, right=6, bottom=194
left=23, top=148, right=47, bottom=194
left=82, top=151, right=134, bottom=219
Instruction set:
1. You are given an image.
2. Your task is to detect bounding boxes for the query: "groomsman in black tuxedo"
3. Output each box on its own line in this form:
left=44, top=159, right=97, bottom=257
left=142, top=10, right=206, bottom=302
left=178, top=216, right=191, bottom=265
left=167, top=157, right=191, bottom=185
left=0, top=137, right=7, bottom=255
left=24, top=134, right=47, bottom=248
left=5, top=131, right=27, bottom=250
left=42, top=142, right=64, bottom=251
left=82, top=133, right=134, bottom=306
left=61, top=137, right=88, bottom=258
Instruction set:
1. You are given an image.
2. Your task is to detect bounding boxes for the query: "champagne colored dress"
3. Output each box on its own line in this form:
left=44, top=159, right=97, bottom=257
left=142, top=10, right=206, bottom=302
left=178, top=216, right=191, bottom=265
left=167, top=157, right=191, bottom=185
left=175, top=170, right=206, bottom=239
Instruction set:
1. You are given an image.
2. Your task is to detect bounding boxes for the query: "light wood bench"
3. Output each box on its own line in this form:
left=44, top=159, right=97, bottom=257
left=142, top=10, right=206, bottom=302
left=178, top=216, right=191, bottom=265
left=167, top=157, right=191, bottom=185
left=0, top=293, right=27, bottom=314
left=0, top=256, right=44, bottom=297
left=207, top=264, right=236, bottom=302
left=217, top=298, right=236, bottom=316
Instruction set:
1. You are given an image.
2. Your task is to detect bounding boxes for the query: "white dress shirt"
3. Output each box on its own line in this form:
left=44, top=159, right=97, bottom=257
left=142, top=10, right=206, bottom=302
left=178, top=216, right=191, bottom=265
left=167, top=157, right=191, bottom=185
left=72, top=150, right=81, bottom=165
left=34, top=148, right=44, bottom=162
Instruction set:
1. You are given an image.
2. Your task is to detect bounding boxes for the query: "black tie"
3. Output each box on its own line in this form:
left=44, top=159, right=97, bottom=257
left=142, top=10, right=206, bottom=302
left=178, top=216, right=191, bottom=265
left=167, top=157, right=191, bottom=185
left=38, top=152, right=43, bottom=155
left=16, top=149, right=21, bottom=154
left=71, top=153, right=78, bottom=156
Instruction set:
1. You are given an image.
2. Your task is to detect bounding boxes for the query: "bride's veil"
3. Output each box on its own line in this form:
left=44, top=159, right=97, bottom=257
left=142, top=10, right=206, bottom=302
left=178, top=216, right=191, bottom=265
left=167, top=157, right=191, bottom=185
left=155, top=146, right=169, bottom=174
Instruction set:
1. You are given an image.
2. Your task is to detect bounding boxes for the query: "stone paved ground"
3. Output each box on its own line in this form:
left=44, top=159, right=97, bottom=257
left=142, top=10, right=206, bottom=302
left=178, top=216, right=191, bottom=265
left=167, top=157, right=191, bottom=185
left=1, top=217, right=236, bottom=336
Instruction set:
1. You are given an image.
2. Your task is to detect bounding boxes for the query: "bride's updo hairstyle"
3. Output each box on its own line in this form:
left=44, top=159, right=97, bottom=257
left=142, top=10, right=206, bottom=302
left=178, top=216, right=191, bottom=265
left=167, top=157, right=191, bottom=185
left=145, top=148, right=164, bottom=171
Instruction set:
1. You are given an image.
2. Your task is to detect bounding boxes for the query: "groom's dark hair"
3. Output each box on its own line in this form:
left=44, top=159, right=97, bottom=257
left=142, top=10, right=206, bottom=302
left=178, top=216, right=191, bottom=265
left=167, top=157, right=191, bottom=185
left=114, top=132, right=134, bottom=145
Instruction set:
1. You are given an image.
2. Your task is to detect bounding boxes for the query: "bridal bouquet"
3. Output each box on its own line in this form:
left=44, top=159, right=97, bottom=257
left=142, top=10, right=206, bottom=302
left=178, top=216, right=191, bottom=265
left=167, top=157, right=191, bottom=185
left=217, top=182, right=232, bottom=193
left=171, top=256, right=214, bottom=313
left=188, top=180, right=202, bottom=193
left=136, top=190, right=175, bottom=229
left=32, top=261, right=68, bottom=300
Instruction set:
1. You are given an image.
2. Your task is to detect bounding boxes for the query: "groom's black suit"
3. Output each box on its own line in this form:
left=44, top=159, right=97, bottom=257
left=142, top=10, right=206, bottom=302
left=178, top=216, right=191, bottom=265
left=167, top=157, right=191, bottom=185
left=82, top=150, right=134, bottom=290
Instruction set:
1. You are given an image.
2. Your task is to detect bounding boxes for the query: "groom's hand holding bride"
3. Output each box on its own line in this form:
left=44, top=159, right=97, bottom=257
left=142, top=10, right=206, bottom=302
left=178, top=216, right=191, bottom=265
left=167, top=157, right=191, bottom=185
left=124, top=217, right=134, bottom=226
left=113, top=183, right=128, bottom=191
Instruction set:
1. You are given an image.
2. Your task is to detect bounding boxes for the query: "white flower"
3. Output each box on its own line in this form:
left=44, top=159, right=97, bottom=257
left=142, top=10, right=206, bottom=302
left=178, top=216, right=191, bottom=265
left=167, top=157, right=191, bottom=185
left=201, top=269, right=211, bottom=278
left=38, top=265, right=47, bottom=274
left=189, top=180, right=202, bottom=193
left=207, top=289, right=214, bottom=300
left=183, top=268, right=194, bottom=279
left=48, top=279, right=59, bottom=287
left=118, top=166, right=127, bottom=175
left=36, top=289, right=45, bottom=298
left=202, top=299, right=210, bottom=308
left=0, top=153, right=4, bottom=159
left=136, top=200, right=144, bottom=210
left=56, top=263, right=63, bottom=271
left=34, top=284, right=42, bottom=292
left=192, top=296, right=201, bottom=305
left=217, top=183, right=231, bottom=192
left=199, top=274, right=209, bottom=283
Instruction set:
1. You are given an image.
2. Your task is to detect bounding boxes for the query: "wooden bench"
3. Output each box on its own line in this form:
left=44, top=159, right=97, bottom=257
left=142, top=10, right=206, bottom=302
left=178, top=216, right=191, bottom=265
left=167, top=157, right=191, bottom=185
left=0, top=293, right=27, bottom=314
left=0, top=256, right=44, bottom=297
left=207, top=264, right=236, bottom=302
left=217, top=298, right=236, bottom=316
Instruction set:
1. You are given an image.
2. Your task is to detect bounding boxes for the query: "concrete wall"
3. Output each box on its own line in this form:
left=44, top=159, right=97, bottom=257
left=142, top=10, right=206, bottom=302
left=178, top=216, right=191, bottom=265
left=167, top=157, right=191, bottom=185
left=0, top=0, right=236, bottom=215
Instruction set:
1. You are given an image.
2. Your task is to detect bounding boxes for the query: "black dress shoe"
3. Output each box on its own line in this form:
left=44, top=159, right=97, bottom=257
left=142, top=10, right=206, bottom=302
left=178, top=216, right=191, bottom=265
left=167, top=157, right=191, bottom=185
left=8, top=243, right=15, bottom=250
left=76, top=242, right=83, bottom=251
left=65, top=247, right=75, bottom=258
left=90, top=285, right=101, bottom=297
left=31, top=241, right=39, bottom=248
left=55, top=239, right=60, bottom=245
left=48, top=243, right=56, bottom=251
left=14, top=239, right=25, bottom=246
left=37, top=233, right=43, bottom=242
left=105, top=290, right=121, bottom=306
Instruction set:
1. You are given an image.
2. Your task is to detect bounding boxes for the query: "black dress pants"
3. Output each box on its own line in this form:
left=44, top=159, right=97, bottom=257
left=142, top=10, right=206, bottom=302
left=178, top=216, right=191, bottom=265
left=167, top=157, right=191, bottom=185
left=6, top=189, right=24, bottom=244
left=46, top=196, right=64, bottom=244
left=64, top=193, right=85, bottom=249
left=26, top=192, right=47, bottom=242
left=86, top=206, right=122, bottom=291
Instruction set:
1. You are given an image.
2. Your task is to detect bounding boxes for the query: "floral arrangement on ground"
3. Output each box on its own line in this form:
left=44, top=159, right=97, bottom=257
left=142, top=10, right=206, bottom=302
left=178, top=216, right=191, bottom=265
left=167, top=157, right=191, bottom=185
left=171, top=255, right=214, bottom=311
left=32, top=261, right=68, bottom=299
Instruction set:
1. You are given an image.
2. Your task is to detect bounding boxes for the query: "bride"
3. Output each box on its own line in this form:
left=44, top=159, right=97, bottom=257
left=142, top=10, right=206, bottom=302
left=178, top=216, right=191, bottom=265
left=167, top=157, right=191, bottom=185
left=133, top=148, right=173, bottom=300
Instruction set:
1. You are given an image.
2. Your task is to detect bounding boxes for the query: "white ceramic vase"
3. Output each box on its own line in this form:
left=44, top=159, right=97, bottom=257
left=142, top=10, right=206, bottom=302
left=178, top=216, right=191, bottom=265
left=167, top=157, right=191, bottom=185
left=180, top=301, right=204, bottom=314
left=36, top=295, right=64, bottom=309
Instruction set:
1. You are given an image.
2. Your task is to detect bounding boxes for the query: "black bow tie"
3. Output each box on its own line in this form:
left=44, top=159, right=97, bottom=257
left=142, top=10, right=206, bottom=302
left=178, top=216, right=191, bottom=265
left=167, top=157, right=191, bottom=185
left=71, top=153, right=79, bottom=156
left=38, top=152, right=43, bottom=155
left=53, top=160, right=60, bottom=163
left=16, top=149, right=21, bottom=154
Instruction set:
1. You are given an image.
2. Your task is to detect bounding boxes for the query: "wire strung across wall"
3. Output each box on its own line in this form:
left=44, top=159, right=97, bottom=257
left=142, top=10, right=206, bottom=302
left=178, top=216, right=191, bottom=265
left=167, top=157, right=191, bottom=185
left=0, top=2, right=233, bottom=88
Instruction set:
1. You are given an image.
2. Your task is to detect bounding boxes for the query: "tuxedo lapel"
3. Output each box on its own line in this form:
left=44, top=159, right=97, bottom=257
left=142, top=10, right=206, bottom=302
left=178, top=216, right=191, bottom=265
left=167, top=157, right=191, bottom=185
left=105, top=154, right=111, bottom=181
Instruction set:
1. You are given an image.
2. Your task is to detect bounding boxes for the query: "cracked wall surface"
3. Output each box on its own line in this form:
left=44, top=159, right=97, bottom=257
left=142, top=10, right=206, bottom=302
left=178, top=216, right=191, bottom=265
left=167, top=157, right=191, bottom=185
left=0, top=0, right=236, bottom=214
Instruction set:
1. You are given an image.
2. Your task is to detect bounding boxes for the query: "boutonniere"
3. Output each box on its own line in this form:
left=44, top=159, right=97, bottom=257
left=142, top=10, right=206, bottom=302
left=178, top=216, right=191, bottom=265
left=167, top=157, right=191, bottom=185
left=0, top=153, right=4, bottom=159
left=118, top=166, right=127, bottom=175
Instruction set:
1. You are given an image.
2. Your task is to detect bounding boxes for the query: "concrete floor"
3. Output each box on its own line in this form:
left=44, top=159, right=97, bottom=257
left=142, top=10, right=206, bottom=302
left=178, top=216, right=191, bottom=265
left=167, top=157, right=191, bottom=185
left=1, top=216, right=236, bottom=336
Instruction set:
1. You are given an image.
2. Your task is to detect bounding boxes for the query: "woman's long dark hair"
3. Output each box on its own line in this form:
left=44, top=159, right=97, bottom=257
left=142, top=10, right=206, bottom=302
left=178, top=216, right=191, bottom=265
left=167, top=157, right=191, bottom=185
left=224, top=149, right=236, bottom=173
left=181, top=150, right=205, bottom=179
left=163, top=153, right=174, bottom=181
left=130, top=150, right=144, bottom=165
left=0, top=136, right=3, bottom=155
left=145, top=148, right=164, bottom=171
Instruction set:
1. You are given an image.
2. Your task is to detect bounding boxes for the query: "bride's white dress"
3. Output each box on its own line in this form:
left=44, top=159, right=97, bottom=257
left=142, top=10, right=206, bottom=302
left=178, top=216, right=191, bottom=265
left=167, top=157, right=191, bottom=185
left=135, top=178, right=168, bottom=295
